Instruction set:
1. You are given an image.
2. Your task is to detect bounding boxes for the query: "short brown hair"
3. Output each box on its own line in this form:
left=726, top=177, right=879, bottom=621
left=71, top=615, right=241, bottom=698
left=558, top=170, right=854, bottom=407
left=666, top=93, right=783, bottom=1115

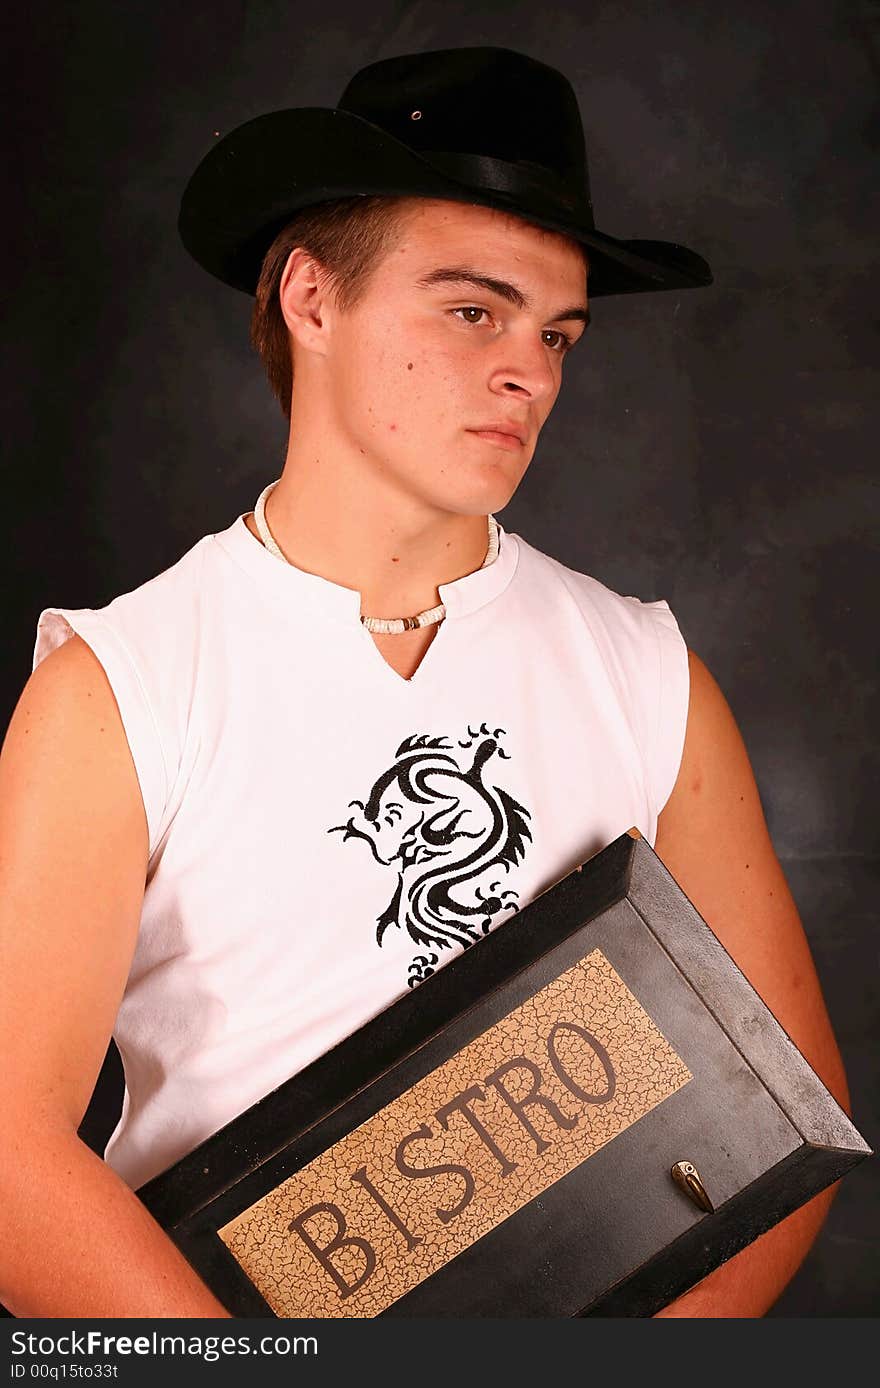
left=249, top=195, right=420, bottom=420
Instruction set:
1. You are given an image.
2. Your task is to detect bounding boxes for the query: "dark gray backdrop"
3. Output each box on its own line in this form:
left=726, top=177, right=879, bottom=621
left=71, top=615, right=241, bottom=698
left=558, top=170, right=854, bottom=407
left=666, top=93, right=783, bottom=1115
left=3, top=1, right=877, bottom=1317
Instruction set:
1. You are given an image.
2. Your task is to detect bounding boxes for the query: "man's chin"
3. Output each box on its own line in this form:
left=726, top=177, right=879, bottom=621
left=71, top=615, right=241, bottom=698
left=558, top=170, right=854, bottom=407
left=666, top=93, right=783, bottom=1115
left=427, top=482, right=519, bottom=520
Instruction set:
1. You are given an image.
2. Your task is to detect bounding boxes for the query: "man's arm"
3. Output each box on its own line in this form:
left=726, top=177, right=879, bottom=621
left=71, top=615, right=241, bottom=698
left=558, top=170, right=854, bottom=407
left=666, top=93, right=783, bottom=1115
left=651, top=649, right=851, bottom=1318
left=0, top=635, right=232, bottom=1317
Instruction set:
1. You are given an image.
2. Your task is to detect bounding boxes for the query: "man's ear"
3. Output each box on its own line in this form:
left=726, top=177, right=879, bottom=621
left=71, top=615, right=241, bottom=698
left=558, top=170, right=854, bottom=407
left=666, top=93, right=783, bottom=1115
left=278, top=247, right=335, bottom=357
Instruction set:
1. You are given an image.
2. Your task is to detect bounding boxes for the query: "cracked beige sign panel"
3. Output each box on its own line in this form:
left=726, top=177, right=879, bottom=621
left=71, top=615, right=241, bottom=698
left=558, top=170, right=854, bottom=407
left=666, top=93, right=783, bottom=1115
left=218, top=948, right=692, bottom=1317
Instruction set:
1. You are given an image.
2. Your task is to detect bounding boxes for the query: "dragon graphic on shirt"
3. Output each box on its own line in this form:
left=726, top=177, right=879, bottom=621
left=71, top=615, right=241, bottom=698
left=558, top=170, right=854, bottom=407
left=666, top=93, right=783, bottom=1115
left=327, top=723, right=533, bottom=987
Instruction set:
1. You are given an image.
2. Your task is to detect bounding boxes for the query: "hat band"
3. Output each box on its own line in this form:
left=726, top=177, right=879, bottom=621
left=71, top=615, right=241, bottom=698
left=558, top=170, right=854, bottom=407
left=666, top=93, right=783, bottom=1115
left=417, top=149, right=589, bottom=221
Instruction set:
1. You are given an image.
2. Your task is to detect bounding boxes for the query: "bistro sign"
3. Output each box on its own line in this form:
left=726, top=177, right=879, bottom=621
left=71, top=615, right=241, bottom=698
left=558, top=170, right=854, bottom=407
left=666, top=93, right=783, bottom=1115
left=218, top=948, right=692, bottom=1317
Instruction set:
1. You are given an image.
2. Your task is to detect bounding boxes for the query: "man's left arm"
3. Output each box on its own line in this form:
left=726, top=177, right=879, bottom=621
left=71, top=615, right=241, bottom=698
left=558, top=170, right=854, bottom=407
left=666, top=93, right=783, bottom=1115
left=651, top=648, right=851, bottom=1318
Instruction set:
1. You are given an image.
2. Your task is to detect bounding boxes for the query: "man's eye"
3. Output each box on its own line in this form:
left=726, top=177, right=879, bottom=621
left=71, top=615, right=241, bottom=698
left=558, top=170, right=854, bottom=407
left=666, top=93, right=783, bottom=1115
left=542, top=329, right=572, bottom=353
left=451, top=308, right=571, bottom=353
left=453, top=306, right=491, bottom=326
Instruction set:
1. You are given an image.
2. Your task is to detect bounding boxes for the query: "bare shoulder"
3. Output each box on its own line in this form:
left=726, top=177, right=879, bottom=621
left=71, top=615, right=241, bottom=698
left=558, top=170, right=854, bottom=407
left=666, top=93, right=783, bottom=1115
left=41, top=629, right=108, bottom=675
left=657, top=647, right=774, bottom=858
left=655, top=647, right=848, bottom=1107
left=4, top=628, right=150, bottom=848
left=16, top=629, right=112, bottom=705
left=0, top=631, right=149, bottom=1130
left=7, top=631, right=141, bottom=795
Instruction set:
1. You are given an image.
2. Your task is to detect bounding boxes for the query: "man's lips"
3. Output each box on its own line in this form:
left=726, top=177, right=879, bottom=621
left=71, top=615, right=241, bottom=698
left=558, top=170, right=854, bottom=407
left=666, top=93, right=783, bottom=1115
left=467, top=426, right=526, bottom=449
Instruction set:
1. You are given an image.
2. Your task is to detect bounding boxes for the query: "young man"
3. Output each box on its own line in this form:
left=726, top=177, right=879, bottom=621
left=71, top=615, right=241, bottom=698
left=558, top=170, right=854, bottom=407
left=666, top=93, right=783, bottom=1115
left=0, top=48, right=849, bottom=1317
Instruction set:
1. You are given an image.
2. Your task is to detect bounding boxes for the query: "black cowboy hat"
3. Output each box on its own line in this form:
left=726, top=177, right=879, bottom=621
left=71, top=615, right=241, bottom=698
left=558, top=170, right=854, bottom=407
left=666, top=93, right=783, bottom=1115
left=179, top=46, right=713, bottom=299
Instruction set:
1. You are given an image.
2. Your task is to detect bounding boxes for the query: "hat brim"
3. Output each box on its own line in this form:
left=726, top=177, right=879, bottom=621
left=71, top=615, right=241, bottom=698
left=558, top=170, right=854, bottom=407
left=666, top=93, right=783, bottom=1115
left=179, top=106, right=713, bottom=298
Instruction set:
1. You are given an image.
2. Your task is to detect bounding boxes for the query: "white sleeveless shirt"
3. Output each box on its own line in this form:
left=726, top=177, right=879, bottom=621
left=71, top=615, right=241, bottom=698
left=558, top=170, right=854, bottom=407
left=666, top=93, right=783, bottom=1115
left=32, top=512, right=690, bottom=1190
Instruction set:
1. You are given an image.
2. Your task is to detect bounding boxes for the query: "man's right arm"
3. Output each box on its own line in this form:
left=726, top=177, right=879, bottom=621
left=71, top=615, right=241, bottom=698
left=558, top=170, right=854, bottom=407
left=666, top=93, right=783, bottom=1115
left=0, top=634, right=232, bottom=1318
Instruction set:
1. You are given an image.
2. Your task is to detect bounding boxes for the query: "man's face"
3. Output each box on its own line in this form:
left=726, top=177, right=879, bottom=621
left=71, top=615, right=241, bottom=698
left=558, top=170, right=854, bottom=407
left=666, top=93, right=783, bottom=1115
left=313, top=198, right=590, bottom=517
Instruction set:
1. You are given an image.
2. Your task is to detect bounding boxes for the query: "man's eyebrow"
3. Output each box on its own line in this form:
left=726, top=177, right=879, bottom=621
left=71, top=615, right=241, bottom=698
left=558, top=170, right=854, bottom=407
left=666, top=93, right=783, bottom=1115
left=414, top=266, right=591, bottom=327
